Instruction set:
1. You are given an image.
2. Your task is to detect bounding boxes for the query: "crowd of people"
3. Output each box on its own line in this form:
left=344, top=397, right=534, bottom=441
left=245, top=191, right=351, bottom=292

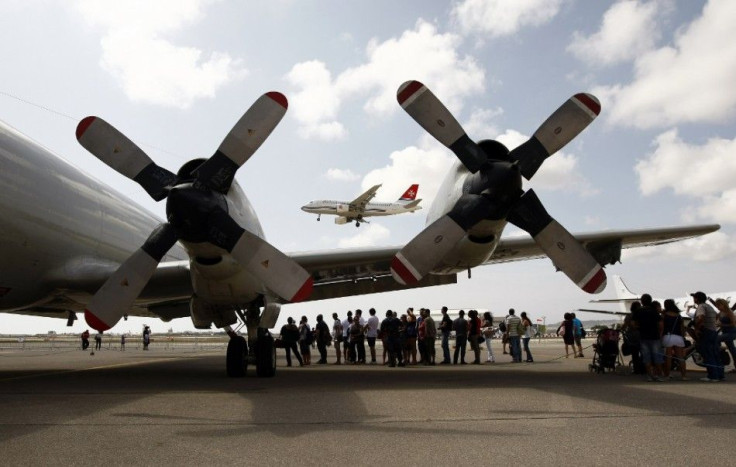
left=619, top=291, right=736, bottom=382
left=278, top=307, right=537, bottom=367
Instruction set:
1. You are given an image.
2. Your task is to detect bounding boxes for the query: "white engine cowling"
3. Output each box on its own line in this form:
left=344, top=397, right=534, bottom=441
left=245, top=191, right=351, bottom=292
left=334, top=216, right=349, bottom=225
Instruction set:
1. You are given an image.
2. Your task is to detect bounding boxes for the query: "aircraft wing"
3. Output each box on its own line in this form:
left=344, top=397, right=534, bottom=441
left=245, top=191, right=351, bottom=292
left=10, top=224, right=716, bottom=322
left=349, top=184, right=382, bottom=210
left=575, top=308, right=629, bottom=317
left=290, top=246, right=456, bottom=301
left=7, top=260, right=194, bottom=322
left=485, top=224, right=720, bottom=265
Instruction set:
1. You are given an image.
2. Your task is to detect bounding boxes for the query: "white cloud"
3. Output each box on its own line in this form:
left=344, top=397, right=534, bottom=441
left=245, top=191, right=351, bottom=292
left=497, top=130, right=597, bottom=195
left=74, top=0, right=247, bottom=109
left=324, top=168, right=360, bottom=182
left=361, top=140, right=455, bottom=208
left=567, top=0, right=672, bottom=67
left=337, top=224, right=391, bottom=248
left=594, top=0, right=736, bottom=128
left=636, top=129, right=736, bottom=225
left=636, top=129, right=736, bottom=197
left=452, top=0, right=565, bottom=37
left=285, top=19, right=484, bottom=140
left=622, top=231, right=736, bottom=262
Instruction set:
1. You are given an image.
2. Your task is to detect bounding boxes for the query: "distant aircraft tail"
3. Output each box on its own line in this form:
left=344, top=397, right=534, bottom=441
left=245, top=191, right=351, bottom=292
left=397, top=184, right=419, bottom=203
left=613, top=275, right=638, bottom=300
left=588, top=275, right=639, bottom=314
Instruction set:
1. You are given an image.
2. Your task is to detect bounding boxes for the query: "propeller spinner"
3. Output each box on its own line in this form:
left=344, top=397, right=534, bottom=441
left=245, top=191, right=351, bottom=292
left=77, top=92, right=313, bottom=331
left=391, top=80, right=606, bottom=294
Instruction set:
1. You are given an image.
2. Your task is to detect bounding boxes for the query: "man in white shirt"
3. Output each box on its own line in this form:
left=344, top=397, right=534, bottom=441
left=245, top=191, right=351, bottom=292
left=341, top=311, right=352, bottom=363
left=365, top=308, right=380, bottom=364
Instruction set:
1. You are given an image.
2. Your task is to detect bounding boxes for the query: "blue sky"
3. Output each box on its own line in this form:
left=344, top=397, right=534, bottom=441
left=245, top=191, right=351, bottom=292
left=1, top=0, right=735, bottom=334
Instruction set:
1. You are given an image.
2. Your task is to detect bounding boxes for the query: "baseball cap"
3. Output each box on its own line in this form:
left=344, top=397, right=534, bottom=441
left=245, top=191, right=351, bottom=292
left=690, top=291, right=707, bottom=302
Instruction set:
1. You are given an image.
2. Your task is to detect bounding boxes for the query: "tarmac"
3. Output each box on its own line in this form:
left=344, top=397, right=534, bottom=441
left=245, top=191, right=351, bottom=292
left=1, top=339, right=734, bottom=465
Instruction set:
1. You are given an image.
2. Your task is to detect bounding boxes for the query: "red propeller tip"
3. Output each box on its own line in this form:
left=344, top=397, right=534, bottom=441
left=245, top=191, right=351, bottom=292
left=266, top=92, right=288, bottom=110
left=76, top=116, right=96, bottom=140
left=574, top=93, right=601, bottom=116
left=84, top=309, right=111, bottom=332
left=290, top=277, right=314, bottom=303
left=391, top=256, right=419, bottom=285
left=397, top=80, right=425, bottom=105
left=582, top=268, right=607, bottom=294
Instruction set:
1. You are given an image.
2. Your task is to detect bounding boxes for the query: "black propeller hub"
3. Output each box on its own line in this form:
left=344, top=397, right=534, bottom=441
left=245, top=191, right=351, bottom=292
left=166, top=182, right=227, bottom=242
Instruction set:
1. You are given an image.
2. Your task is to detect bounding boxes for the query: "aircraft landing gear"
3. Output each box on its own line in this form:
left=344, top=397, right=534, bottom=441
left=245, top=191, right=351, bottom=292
left=255, top=329, right=276, bottom=377
left=317, top=214, right=321, bottom=221
left=226, top=335, right=248, bottom=377
left=355, top=221, right=360, bottom=227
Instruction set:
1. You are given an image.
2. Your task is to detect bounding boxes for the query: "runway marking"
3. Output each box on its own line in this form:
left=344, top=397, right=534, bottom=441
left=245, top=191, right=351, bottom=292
left=0, top=356, right=185, bottom=382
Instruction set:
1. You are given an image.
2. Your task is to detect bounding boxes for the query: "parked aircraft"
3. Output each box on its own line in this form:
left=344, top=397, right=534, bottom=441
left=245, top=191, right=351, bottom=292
left=0, top=83, right=719, bottom=378
left=579, top=275, right=736, bottom=317
left=301, top=184, right=421, bottom=226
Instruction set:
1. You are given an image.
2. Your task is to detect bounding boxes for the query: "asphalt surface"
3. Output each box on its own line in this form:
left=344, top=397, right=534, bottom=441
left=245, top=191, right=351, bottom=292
left=1, top=340, right=733, bottom=465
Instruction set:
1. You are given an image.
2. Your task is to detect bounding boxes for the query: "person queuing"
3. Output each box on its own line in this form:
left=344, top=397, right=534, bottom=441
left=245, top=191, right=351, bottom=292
left=520, top=312, right=534, bottom=363
left=280, top=317, right=303, bottom=367
left=453, top=310, right=468, bottom=365
left=439, top=307, right=453, bottom=364
left=505, top=309, right=522, bottom=363
left=692, top=291, right=724, bottom=382
left=298, top=316, right=312, bottom=366
left=481, top=312, right=495, bottom=363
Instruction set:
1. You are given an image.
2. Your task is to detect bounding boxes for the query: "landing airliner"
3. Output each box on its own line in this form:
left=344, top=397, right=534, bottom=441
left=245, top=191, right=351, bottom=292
left=301, top=184, right=421, bottom=226
left=0, top=81, right=719, bottom=378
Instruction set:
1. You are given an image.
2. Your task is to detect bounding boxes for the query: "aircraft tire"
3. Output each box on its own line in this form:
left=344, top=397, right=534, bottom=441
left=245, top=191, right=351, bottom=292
left=256, top=334, right=276, bottom=378
left=226, top=336, right=248, bottom=377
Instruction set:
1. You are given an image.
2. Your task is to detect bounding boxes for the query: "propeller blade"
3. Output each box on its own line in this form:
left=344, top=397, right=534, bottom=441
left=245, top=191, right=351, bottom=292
left=194, top=92, right=288, bottom=193
left=506, top=190, right=606, bottom=294
left=206, top=209, right=313, bottom=302
left=509, top=93, right=601, bottom=180
left=397, top=80, right=486, bottom=173
left=85, top=224, right=178, bottom=331
left=391, top=195, right=492, bottom=285
left=76, top=117, right=177, bottom=201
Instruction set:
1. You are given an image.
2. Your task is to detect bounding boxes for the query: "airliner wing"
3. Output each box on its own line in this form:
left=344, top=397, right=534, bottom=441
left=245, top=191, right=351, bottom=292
left=485, top=224, right=720, bottom=265
left=349, top=184, right=382, bottom=210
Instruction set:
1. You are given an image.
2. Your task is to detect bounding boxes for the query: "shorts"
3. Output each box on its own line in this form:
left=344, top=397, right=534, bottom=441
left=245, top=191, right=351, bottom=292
left=639, top=339, right=664, bottom=365
left=574, top=336, right=582, bottom=346
left=367, top=337, right=376, bottom=348
left=661, top=334, right=685, bottom=348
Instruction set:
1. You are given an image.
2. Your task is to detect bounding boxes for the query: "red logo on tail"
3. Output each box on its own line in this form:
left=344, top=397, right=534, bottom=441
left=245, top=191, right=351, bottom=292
left=399, top=184, right=419, bottom=201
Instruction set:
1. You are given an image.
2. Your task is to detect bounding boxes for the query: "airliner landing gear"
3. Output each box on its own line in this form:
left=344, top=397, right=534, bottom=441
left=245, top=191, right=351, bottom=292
left=255, top=329, right=276, bottom=377
left=355, top=221, right=360, bottom=227
left=226, top=334, right=248, bottom=377
left=317, top=214, right=321, bottom=221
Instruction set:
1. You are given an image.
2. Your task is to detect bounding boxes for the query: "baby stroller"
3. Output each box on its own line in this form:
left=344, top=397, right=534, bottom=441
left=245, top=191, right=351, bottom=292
left=589, top=328, right=622, bottom=374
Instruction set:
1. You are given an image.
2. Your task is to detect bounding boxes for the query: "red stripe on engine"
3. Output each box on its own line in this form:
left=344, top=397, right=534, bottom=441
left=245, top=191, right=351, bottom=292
left=266, top=92, right=288, bottom=109
left=391, top=256, right=419, bottom=284
left=582, top=269, right=606, bottom=294
left=574, top=93, right=601, bottom=115
left=84, top=309, right=111, bottom=332
left=290, top=277, right=314, bottom=303
left=76, top=116, right=96, bottom=140
left=397, top=81, right=424, bottom=105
